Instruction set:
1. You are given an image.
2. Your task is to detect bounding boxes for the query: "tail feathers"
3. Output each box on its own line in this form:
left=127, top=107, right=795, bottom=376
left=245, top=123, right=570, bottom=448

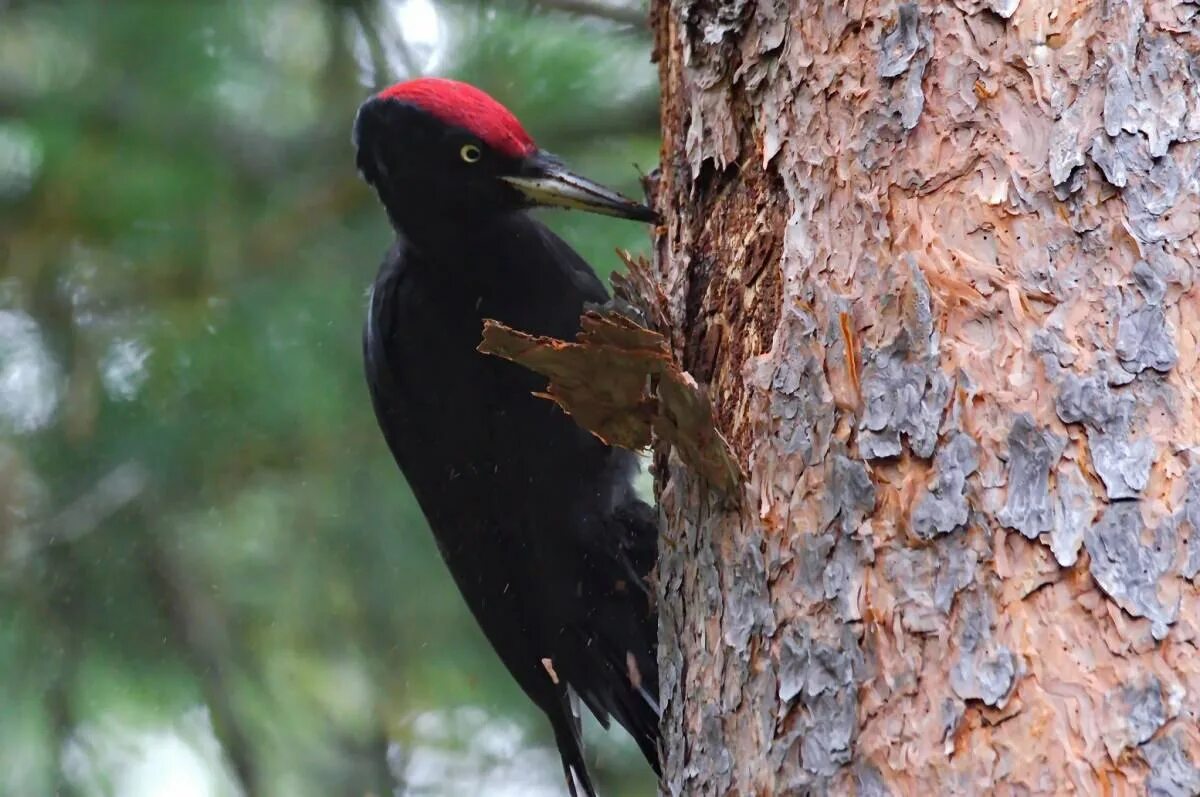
left=566, top=625, right=661, bottom=776
left=551, top=693, right=597, bottom=797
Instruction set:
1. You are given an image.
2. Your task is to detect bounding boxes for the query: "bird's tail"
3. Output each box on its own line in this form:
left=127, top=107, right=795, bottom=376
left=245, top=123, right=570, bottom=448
left=552, top=689, right=598, bottom=797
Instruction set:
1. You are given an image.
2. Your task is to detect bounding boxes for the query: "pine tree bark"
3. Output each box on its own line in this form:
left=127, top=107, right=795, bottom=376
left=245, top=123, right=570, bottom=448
left=649, top=1, right=1200, bottom=793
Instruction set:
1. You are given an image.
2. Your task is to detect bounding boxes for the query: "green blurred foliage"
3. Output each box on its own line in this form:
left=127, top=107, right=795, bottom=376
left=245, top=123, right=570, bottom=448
left=0, top=0, right=659, bottom=794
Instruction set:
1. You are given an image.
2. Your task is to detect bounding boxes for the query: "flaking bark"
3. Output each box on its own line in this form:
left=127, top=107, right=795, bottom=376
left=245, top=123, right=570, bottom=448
left=650, top=0, right=1200, bottom=793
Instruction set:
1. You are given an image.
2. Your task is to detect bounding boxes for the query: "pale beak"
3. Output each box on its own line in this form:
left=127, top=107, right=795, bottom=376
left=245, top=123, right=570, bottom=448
left=502, top=153, right=658, bottom=223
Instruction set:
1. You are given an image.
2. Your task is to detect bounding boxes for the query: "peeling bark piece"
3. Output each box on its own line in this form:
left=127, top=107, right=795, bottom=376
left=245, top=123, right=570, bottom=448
left=988, top=0, right=1018, bottom=17
left=1084, top=504, right=1179, bottom=640
left=912, top=432, right=979, bottom=540
left=479, top=310, right=743, bottom=493
left=1142, top=734, right=1200, bottom=797
left=611, top=249, right=674, bottom=345
left=998, top=414, right=1064, bottom=539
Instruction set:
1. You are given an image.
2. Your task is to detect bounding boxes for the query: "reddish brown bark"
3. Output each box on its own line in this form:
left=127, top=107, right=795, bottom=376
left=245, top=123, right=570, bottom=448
left=650, top=1, right=1200, bottom=793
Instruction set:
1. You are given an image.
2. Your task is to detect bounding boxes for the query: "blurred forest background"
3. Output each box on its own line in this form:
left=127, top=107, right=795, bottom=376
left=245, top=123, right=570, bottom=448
left=0, top=0, right=658, bottom=794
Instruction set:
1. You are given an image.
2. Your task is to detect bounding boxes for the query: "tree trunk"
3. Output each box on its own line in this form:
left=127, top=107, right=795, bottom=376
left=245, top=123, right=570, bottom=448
left=650, top=1, right=1200, bottom=793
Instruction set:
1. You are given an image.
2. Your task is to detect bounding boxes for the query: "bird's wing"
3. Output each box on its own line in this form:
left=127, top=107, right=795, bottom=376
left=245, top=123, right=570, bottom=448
left=553, top=492, right=661, bottom=774
left=519, top=223, right=662, bottom=771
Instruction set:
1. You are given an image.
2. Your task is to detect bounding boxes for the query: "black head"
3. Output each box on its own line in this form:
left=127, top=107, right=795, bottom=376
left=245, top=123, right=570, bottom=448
left=353, top=78, right=658, bottom=232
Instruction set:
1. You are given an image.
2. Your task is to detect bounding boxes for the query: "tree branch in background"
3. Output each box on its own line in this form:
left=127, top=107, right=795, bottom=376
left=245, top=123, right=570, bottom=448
left=537, top=88, right=659, bottom=145
left=350, top=0, right=423, bottom=84
left=348, top=0, right=394, bottom=89
left=522, top=0, right=647, bottom=26
left=5, top=462, right=148, bottom=569
left=142, top=537, right=259, bottom=797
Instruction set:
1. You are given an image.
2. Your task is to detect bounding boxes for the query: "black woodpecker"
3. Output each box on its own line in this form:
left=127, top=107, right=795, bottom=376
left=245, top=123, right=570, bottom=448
left=353, top=78, right=660, bottom=796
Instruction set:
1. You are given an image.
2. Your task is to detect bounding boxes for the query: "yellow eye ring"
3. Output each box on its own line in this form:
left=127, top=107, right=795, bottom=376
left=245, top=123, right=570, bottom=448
left=460, top=144, right=482, bottom=163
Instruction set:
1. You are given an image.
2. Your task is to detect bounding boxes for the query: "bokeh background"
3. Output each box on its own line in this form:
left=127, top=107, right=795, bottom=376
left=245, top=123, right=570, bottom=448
left=0, top=1, right=658, bottom=794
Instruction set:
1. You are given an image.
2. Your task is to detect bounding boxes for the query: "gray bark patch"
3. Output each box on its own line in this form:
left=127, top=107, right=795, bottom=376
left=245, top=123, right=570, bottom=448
left=1090, top=433, right=1154, bottom=499
left=1049, top=100, right=1089, bottom=188
left=776, top=625, right=810, bottom=704
left=1123, top=679, right=1166, bottom=747
left=912, top=431, right=979, bottom=539
left=997, top=414, right=1065, bottom=539
left=1142, top=734, right=1200, bottom=797
left=1089, top=131, right=1148, bottom=189
left=795, top=531, right=835, bottom=603
left=800, top=688, right=855, bottom=776
left=723, top=539, right=776, bottom=655
left=950, top=593, right=1016, bottom=707
left=878, top=4, right=922, bottom=78
left=1084, top=503, right=1179, bottom=640
left=824, top=454, right=877, bottom=534
left=1116, top=261, right=1178, bottom=375
left=1050, top=462, right=1093, bottom=566
left=1103, top=36, right=1200, bottom=159
left=859, top=333, right=950, bottom=460
left=876, top=3, right=930, bottom=130
left=1055, top=372, right=1153, bottom=500
left=776, top=624, right=858, bottom=705
left=855, top=764, right=894, bottom=797
left=769, top=345, right=834, bottom=465
left=773, top=623, right=861, bottom=781
left=697, top=702, right=734, bottom=793
left=882, top=537, right=978, bottom=632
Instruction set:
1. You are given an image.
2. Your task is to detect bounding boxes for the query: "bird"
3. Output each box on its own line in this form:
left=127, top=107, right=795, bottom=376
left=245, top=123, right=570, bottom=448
left=352, top=77, right=660, bottom=796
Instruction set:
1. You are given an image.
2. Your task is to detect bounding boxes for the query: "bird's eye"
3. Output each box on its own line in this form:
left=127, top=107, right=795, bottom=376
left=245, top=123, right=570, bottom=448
left=460, top=144, right=482, bottom=163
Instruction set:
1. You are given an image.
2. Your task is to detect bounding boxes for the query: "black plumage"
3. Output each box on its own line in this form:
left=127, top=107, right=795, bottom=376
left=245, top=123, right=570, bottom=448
left=353, top=79, right=659, bottom=795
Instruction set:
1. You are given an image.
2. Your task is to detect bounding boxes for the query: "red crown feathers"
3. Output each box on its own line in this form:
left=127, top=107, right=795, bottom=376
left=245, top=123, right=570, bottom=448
left=378, top=78, right=537, bottom=159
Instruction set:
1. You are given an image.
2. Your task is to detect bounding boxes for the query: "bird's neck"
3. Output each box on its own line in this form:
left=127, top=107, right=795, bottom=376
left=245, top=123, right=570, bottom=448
left=383, top=198, right=543, bottom=290
left=381, top=193, right=517, bottom=263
